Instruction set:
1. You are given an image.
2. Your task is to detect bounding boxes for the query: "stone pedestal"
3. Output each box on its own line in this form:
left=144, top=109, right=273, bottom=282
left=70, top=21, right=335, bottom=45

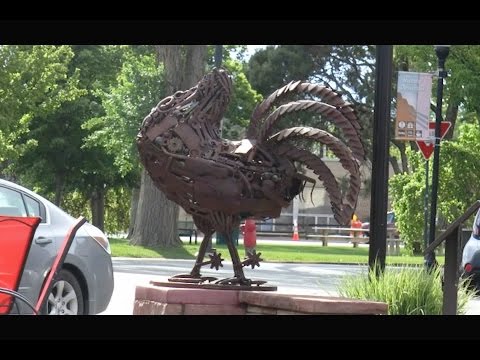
left=133, top=284, right=388, bottom=315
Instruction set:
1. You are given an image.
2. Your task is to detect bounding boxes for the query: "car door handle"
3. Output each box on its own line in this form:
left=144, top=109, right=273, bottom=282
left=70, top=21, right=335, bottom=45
left=35, top=237, right=53, bottom=245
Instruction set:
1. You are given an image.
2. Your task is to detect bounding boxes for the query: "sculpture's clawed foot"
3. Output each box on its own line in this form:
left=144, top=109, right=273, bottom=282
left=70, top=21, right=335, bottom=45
left=168, top=273, right=218, bottom=284
left=214, top=277, right=268, bottom=287
left=207, top=251, right=224, bottom=270
left=170, top=273, right=200, bottom=279
left=169, top=273, right=201, bottom=283
left=194, top=250, right=224, bottom=270
left=215, top=277, right=252, bottom=286
left=242, top=250, right=263, bottom=269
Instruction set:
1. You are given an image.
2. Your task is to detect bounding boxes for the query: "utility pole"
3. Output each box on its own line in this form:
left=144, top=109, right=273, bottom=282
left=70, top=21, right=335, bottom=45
left=368, top=45, right=393, bottom=274
left=425, top=45, right=450, bottom=270
left=423, top=160, right=430, bottom=251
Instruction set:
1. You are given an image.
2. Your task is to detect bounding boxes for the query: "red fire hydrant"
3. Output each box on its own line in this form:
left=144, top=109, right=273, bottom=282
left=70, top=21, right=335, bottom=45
left=242, top=218, right=257, bottom=257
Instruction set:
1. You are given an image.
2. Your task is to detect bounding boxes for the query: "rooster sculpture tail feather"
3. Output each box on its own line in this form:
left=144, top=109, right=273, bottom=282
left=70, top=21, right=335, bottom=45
left=248, top=81, right=365, bottom=162
left=268, top=127, right=361, bottom=224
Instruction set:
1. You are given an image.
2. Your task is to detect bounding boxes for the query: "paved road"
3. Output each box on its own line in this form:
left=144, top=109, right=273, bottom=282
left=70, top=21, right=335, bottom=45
left=99, top=258, right=480, bottom=315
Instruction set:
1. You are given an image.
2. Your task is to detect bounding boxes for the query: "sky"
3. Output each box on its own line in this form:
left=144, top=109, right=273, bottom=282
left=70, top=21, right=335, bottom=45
left=245, top=45, right=267, bottom=60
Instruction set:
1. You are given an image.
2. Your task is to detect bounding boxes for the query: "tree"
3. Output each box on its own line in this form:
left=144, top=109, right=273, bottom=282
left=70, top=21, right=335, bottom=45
left=247, top=45, right=316, bottom=96
left=390, top=122, right=480, bottom=253
left=83, top=45, right=165, bottom=236
left=68, top=46, right=124, bottom=231
left=392, top=45, right=480, bottom=174
left=129, top=45, right=208, bottom=246
left=247, top=45, right=480, bottom=177
left=10, top=46, right=124, bottom=231
left=247, top=45, right=376, bottom=160
left=15, top=98, right=91, bottom=205
left=216, top=55, right=262, bottom=140
left=0, top=45, right=85, bottom=170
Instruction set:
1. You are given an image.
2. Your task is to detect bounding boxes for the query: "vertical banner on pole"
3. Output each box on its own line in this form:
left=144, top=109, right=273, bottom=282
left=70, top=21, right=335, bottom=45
left=395, top=71, right=433, bottom=141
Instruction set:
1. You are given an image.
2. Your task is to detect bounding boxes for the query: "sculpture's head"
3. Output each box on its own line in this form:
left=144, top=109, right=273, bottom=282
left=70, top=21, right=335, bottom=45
left=141, top=68, right=233, bottom=135
left=197, top=69, right=232, bottom=123
left=187, top=68, right=232, bottom=126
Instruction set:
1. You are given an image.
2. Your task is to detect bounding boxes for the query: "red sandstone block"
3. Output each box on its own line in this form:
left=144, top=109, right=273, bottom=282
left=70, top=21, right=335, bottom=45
left=135, top=285, right=168, bottom=303
left=136, top=285, right=241, bottom=305
left=246, top=305, right=277, bottom=315
left=133, top=300, right=184, bottom=315
left=160, top=303, right=184, bottom=315
left=133, top=300, right=161, bottom=315
left=276, top=309, right=305, bottom=315
left=183, top=304, right=246, bottom=315
left=239, top=292, right=387, bottom=315
left=133, top=300, right=147, bottom=315
left=165, top=287, right=240, bottom=305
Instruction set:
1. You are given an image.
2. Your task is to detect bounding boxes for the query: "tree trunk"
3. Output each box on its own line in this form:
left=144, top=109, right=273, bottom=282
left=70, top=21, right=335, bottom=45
left=130, top=170, right=179, bottom=246
left=130, top=45, right=207, bottom=247
left=54, top=174, right=64, bottom=206
left=399, top=142, right=410, bottom=174
left=391, top=141, right=409, bottom=175
left=90, top=187, right=105, bottom=232
left=127, top=186, right=139, bottom=239
left=156, top=45, right=207, bottom=90
left=389, top=156, right=401, bottom=175
left=443, top=102, right=459, bottom=141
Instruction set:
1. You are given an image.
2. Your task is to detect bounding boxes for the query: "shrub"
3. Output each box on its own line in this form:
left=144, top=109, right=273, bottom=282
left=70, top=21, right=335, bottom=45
left=338, top=265, right=475, bottom=315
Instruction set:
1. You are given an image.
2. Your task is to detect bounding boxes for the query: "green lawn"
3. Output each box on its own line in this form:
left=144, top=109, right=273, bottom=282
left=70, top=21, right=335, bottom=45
left=110, top=238, right=444, bottom=265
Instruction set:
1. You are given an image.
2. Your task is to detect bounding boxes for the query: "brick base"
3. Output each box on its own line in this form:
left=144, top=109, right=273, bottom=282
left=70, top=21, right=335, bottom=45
left=133, top=284, right=388, bottom=315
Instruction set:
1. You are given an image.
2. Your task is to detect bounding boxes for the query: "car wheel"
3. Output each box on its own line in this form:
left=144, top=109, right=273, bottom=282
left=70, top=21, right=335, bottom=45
left=45, top=269, right=84, bottom=315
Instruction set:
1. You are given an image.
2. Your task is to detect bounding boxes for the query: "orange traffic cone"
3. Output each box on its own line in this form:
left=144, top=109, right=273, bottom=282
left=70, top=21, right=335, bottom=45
left=292, top=224, right=299, bottom=241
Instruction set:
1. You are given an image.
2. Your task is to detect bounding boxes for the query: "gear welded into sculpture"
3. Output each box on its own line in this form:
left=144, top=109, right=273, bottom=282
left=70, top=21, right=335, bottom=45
left=137, top=68, right=365, bottom=287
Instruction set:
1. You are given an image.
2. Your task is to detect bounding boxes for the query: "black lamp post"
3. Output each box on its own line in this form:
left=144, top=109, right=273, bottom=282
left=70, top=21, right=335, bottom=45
left=425, top=45, right=450, bottom=270
left=215, top=45, right=223, bottom=68
left=368, top=45, right=393, bottom=274
left=208, top=44, right=223, bottom=254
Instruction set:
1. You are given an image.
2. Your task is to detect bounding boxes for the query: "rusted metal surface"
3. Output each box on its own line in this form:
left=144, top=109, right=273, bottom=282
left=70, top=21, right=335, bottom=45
left=137, top=68, right=365, bottom=287
left=151, top=280, right=277, bottom=292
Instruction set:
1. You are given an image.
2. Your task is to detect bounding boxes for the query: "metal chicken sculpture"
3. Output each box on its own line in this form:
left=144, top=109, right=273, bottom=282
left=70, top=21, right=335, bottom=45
left=137, top=68, right=365, bottom=287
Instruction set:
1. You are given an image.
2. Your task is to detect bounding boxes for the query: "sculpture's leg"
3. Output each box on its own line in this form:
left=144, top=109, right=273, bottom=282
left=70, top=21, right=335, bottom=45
left=190, top=230, right=214, bottom=277
left=224, top=232, right=250, bottom=285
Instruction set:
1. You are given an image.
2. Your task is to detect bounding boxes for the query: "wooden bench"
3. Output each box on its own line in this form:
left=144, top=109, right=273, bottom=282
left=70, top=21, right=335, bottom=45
left=305, top=234, right=369, bottom=247
left=256, top=231, right=293, bottom=238
left=386, top=238, right=402, bottom=255
left=178, top=221, right=198, bottom=244
left=357, top=237, right=404, bottom=255
left=255, top=222, right=306, bottom=239
left=304, top=227, right=368, bottom=247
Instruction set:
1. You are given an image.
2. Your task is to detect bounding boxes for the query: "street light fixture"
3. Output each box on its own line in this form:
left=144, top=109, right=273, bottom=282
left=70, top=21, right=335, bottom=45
left=425, top=45, right=450, bottom=270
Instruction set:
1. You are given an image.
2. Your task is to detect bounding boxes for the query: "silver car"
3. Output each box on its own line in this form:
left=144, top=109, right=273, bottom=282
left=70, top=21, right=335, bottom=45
left=0, top=178, right=114, bottom=315
left=461, top=207, right=480, bottom=288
